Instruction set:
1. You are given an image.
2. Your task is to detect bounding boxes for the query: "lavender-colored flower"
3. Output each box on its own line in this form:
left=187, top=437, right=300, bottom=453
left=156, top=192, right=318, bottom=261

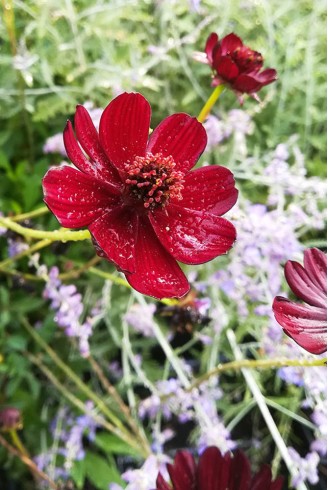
left=198, top=414, right=236, bottom=454
left=139, top=378, right=223, bottom=427
left=227, top=109, right=253, bottom=135
left=124, top=303, right=157, bottom=337
left=43, top=266, right=100, bottom=357
left=43, top=133, right=67, bottom=156
left=36, top=401, right=100, bottom=479
left=288, top=448, right=320, bottom=488
left=43, top=102, right=103, bottom=155
left=120, top=454, right=169, bottom=490
left=311, top=400, right=327, bottom=456
left=203, top=115, right=231, bottom=151
left=213, top=200, right=302, bottom=317
left=8, top=238, right=29, bottom=257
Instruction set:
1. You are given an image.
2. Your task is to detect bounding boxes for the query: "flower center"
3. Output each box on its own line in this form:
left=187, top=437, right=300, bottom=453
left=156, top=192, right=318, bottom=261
left=231, top=46, right=263, bottom=70
left=125, top=152, right=184, bottom=210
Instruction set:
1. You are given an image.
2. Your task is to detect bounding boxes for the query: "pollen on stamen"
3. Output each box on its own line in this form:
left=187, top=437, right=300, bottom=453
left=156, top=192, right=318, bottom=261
left=125, top=152, right=184, bottom=210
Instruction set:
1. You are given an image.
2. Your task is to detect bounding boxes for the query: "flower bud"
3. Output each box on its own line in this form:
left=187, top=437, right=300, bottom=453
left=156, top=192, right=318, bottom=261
left=0, top=407, right=23, bottom=432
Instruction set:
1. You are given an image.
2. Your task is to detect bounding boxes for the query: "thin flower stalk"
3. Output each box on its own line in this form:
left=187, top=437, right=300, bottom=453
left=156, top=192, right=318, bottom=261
left=9, top=206, right=49, bottom=222
left=0, top=217, right=90, bottom=242
left=189, top=357, right=326, bottom=391
left=197, top=85, right=225, bottom=123
left=87, top=354, right=151, bottom=454
left=0, top=432, right=58, bottom=490
left=21, top=318, right=147, bottom=451
left=26, top=352, right=145, bottom=454
left=226, top=329, right=308, bottom=490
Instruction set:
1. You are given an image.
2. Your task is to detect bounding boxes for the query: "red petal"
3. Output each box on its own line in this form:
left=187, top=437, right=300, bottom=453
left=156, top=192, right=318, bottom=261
left=88, top=207, right=137, bottom=273
left=63, top=121, right=98, bottom=177
left=232, top=75, right=262, bottom=93
left=74, top=105, right=122, bottom=186
left=273, top=297, right=327, bottom=355
left=99, top=92, right=151, bottom=172
left=167, top=451, right=197, bottom=490
left=125, top=217, right=189, bottom=299
left=178, top=165, right=238, bottom=216
left=156, top=473, right=172, bottom=490
left=270, top=477, right=285, bottom=490
left=253, top=68, right=278, bottom=86
left=228, top=451, right=251, bottom=490
left=205, top=32, right=219, bottom=64
left=150, top=204, right=236, bottom=265
left=197, top=446, right=230, bottom=490
left=214, top=56, right=239, bottom=82
left=251, top=466, right=275, bottom=490
left=147, top=114, right=207, bottom=174
left=303, top=248, right=327, bottom=293
left=285, top=260, right=326, bottom=308
left=220, top=33, right=243, bottom=55
left=42, top=166, right=119, bottom=228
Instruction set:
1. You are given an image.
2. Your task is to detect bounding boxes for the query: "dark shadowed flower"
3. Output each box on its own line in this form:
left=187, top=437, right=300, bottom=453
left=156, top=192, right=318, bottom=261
left=0, top=407, right=22, bottom=432
left=155, top=446, right=283, bottom=490
left=204, top=32, right=277, bottom=102
left=43, top=93, right=238, bottom=299
left=273, top=248, right=327, bottom=355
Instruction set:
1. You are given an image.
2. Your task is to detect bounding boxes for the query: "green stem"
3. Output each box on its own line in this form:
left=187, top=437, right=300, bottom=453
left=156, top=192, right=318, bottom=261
left=0, top=432, right=58, bottom=490
left=9, top=429, right=29, bottom=457
left=10, top=206, right=49, bottom=222
left=87, top=354, right=151, bottom=455
left=0, top=239, right=51, bottom=268
left=197, top=85, right=225, bottom=123
left=0, top=217, right=90, bottom=242
left=227, top=329, right=308, bottom=490
left=21, top=319, right=134, bottom=440
left=189, top=356, right=326, bottom=390
left=89, top=267, right=178, bottom=306
left=27, top=352, right=144, bottom=454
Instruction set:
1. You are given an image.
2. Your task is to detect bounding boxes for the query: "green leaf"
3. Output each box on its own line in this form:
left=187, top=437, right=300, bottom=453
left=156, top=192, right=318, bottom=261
left=95, top=433, right=140, bottom=457
left=71, top=459, right=86, bottom=489
left=84, top=452, right=123, bottom=489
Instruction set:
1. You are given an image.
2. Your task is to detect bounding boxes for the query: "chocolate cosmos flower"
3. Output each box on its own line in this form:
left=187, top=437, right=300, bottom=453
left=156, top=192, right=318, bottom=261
left=43, top=93, right=238, bottom=299
left=273, top=248, right=327, bottom=355
left=205, top=33, right=277, bottom=101
left=155, top=446, right=283, bottom=490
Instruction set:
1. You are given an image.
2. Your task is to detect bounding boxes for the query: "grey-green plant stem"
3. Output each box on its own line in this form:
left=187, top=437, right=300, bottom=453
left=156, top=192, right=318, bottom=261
left=227, top=329, right=308, bottom=490
left=21, top=318, right=140, bottom=446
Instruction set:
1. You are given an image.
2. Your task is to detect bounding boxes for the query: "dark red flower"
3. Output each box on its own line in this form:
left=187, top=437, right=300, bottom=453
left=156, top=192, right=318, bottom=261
left=204, top=32, right=277, bottom=101
left=0, top=407, right=22, bottom=432
left=42, top=93, right=238, bottom=299
left=155, top=446, right=283, bottom=490
left=273, top=248, right=327, bottom=355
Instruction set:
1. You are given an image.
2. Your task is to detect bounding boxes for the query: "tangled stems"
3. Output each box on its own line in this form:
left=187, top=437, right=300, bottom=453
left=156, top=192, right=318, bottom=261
left=22, top=319, right=151, bottom=457
left=197, top=84, right=225, bottom=123
left=0, top=433, right=58, bottom=490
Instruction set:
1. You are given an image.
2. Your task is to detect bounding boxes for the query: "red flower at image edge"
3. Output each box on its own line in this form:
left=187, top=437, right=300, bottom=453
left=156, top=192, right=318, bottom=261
left=205, top=32, right=277, bottom=101
left=42, top=93, right=238, bottom=299
left=273, top=248, right=327, bottom=355
left=155, top=446, right=284, bottom=490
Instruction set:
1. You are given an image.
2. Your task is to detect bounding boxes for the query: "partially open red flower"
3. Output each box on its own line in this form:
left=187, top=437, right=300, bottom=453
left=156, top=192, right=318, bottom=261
left=43, top=93, right=237, bottom=299
left=273, top=248, right=327, bottom=355
left=204, top=32, right=277, bottom=102
left=155, top=446, right=283, bottom=490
